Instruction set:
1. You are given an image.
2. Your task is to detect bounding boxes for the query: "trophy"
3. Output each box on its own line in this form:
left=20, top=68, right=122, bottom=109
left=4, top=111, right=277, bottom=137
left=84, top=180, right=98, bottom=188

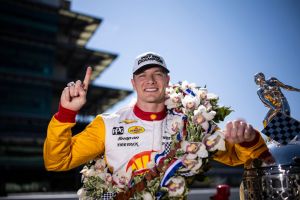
left=242, top=72, right=300, bottom=200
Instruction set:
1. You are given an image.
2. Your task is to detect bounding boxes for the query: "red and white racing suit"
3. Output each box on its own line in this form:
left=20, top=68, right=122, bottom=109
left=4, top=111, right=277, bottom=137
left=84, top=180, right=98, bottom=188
left=43, top=104, right=269, bottom=173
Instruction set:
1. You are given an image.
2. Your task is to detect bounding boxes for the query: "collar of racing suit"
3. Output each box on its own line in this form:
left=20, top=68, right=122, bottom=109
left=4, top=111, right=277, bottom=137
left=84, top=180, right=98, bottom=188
left=133, top=104, right=167, bottom=121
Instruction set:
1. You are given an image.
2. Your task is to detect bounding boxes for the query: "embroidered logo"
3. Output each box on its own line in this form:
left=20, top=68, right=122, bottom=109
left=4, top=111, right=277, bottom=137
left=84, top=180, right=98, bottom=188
left=128, top=126, right=145, bottom=134
left=126, top=150, right=155, bottom=175
left=138, top=53, right=163, bottom=65
left=119, top=119, right=138, bottom=124
left=112, top=127, right=124, bottom=135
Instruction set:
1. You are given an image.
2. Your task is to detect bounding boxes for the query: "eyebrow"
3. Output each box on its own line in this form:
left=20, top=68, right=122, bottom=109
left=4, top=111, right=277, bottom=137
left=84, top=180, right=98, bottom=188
left=150, top=68, right=166, bottom=74
left=154, top=69, right=164, bottom=72
left=139, top=69, right=163, bottom=74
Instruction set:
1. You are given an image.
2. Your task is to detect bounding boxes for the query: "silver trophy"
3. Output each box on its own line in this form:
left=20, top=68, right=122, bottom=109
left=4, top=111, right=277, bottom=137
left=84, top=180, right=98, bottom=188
left=242, top=73, right=300, bottom=200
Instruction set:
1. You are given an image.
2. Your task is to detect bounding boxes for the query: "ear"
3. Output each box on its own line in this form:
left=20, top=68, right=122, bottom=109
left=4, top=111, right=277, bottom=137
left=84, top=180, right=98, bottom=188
left=131, top=78, right=136, bottom=91
left=166, top=75, right=170, bottom=85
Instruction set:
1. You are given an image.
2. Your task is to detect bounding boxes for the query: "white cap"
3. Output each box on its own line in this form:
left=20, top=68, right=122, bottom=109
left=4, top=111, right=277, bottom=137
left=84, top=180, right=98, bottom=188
left=133, top=52, right=169, bottom=74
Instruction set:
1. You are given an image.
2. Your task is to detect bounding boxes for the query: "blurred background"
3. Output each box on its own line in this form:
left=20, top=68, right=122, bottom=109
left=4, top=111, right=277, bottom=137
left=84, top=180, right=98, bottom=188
left=0, top=0, right=299, bottom=198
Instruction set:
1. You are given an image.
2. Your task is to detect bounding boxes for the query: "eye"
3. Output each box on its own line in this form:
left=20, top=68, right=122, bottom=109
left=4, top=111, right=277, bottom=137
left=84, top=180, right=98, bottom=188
left=137, top=74, right=146, bottom=78
left=154, top=72, right=164, bottom=77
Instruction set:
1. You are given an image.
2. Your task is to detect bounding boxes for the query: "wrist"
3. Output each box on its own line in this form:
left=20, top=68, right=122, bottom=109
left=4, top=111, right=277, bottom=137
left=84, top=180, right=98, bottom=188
left=54, top=103, right=78, bottom=123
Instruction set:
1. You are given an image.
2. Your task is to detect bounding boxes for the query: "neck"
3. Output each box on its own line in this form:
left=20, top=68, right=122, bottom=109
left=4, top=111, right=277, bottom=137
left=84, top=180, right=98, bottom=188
left=135, top=101, right=166, bottom=113
left=133, top=104, right=167, bottom=121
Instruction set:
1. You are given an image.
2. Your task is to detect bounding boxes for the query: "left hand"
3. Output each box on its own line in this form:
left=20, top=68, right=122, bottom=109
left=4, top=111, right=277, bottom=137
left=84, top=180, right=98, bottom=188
left=224, top=119, right=256, bottom=144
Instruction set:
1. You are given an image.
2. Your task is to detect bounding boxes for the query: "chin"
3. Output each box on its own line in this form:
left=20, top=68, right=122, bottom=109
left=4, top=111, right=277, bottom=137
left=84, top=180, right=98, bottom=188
left=147, top=99, right=165, bottom=104
left=141, top=94, right=165, bottom=103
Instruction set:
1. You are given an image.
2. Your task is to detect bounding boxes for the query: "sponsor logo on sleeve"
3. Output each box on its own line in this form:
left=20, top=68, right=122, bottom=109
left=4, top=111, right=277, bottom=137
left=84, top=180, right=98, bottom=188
left=128, top=126, right=145, bottom=134
left=112, top=127, right=124, bottom=135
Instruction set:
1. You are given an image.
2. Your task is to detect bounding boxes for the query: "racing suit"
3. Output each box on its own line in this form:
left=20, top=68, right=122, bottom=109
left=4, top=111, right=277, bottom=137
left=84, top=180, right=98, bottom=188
left=44, top=104, right=269, bottom=173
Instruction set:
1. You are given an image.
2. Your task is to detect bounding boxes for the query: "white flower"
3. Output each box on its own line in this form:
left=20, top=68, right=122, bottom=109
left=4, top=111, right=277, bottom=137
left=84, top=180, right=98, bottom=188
left=203, top=101, right=213, bottom=111
left=182, top=157, right=203, bottom=173
left=181, top=141, right=198, bottom=154
left=207, top=92, right=218, bottom=100
left=180, top=142, right=206, bottom=173
left=204, top=130, right=226, bottom=151
left=98, top=172, right=113, bottom=184
left=167, top=176, right=186, bottom=197
left=181, top=80, right=196, bottom=90
left=193, top=105, right=216, bottom=131
left=80, top=166, right=96, bottom=177
left=165, top=85, right=175, bottom=95
left=181, top=95, right=200, bottom=111
left=105, top=173, right=113, bottom=183
left=112, top=169, right=132, bottom=189
left=80, top=166, right=88, bottom=176
left=94, top=159, right=106, bottom=172
left=142, top=191, right=154, bottom=200
left=165, top=92, right=183, bottom=109
left=197, top=88, right=208, bottom=100
left=196, top=88, right=218, bottom=100
left=196, top=143, right=208, bottom=158
left=77, top=188, right=86, bottom=200
left=167, top=114, right=184, bottom=135
left=181, top=141, right=208, bottom=160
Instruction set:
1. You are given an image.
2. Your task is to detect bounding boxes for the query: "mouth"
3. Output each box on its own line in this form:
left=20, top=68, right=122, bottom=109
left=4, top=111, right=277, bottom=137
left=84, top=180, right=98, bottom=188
left=144, top=88, right=158, bottom=92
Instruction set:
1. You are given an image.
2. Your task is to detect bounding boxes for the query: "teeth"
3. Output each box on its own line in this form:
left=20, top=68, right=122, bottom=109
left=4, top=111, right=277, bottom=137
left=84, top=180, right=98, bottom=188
left=145, top=88, right=158, bottom=92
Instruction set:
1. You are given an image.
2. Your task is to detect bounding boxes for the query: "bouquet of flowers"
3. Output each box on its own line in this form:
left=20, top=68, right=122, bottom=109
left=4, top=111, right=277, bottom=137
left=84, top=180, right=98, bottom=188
left=77, top=81, right=232, bottom=200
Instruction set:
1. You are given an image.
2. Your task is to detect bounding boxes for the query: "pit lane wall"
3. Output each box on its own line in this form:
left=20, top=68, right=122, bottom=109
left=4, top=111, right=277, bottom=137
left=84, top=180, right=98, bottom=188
left=0, top=188, right=240, bottom=200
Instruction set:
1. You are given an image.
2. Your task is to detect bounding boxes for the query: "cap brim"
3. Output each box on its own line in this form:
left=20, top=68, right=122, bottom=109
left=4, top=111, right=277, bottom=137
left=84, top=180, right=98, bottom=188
left=133, top=64, right=169, bottom=75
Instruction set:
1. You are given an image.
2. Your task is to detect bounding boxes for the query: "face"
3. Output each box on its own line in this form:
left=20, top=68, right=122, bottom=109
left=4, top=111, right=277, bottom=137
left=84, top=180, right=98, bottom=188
left=254, top=73, right=265, bottom=86
left=131, top=67, right=170, bottom=105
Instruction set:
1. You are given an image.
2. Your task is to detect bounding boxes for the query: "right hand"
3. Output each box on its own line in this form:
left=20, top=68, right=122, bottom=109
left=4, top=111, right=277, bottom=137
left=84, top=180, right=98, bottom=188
left=60, top=67, right=92, bottom=111
left=224, top=119, right=256, bottom=144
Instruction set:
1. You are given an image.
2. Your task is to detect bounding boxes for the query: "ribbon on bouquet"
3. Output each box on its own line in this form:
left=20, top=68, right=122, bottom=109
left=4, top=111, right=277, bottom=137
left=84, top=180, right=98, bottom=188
left=184, top=88, right=196, bottom=97
left=155, top=158, right=183, bottom=199
left=168, top=110, right=187, bottom=141
left=176, top=128, right=184, bottom=141
left=154, top=151, right=167, bottom=165
left=160, top=159, right=183, bottom=187
left=154, top=152, right=183, bottom=187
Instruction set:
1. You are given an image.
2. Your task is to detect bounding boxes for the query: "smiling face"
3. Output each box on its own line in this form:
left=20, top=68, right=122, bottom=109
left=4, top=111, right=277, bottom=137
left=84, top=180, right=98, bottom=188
left=131, top=66, right=170, bottom=108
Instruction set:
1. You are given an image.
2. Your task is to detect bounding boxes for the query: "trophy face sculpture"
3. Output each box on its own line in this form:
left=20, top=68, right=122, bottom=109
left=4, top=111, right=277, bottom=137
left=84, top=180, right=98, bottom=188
left=242, top=73, right=300, bottom=200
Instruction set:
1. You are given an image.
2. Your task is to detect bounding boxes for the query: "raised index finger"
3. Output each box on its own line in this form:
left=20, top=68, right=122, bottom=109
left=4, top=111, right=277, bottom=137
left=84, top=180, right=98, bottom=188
left=83, top=66, right=92, bottom=91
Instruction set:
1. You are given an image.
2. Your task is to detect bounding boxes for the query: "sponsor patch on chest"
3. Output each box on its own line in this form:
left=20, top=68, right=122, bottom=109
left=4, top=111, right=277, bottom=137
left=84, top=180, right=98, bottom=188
left=119, top=119, right=138, bottom=124
left=112, top=127, right=124, bottom=135
left=128, top=126, right=145, bottom=134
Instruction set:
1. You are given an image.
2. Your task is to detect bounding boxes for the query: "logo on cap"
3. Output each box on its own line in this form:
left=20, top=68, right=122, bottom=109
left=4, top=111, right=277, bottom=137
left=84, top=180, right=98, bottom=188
left=138, top=53, right=164, bottom=66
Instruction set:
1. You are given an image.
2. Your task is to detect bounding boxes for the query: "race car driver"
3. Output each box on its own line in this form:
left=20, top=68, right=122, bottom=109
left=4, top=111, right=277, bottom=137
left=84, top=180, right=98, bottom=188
left=43, top=52, right=268, bottom=175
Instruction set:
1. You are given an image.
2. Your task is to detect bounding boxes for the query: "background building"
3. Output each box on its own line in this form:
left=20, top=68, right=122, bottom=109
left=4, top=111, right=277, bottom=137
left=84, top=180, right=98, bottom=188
left=0, top=0, right=132, bottom=195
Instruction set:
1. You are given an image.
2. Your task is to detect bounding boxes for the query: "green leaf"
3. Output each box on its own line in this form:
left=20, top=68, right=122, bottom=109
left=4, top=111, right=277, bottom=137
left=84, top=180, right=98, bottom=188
left=214, top=106, right=233, bottom=123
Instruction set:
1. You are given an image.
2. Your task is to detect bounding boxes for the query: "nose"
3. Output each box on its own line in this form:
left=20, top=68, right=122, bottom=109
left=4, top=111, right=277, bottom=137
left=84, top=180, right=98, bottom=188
left=146, top=74, right=156, bottom=84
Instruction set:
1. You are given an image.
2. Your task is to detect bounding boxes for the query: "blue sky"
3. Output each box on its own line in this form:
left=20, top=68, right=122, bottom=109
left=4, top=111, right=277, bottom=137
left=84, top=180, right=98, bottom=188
left=71, top=0, right=300, bottom=131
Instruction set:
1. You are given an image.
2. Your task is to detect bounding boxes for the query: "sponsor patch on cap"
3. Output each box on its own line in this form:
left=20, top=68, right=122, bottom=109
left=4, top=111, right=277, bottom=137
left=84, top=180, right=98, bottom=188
left=133, top=52, right=169, bottom=74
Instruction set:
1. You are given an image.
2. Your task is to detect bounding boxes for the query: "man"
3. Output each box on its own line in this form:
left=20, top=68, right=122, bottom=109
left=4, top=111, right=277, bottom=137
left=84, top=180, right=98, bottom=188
left=254, top=72, right=300, bottom=127
left=44, top=52, right=267, bottom=178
